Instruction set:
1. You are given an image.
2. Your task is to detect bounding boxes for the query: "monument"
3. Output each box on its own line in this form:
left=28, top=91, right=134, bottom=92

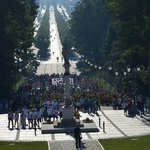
left=41, top=44, right=99, bottom=133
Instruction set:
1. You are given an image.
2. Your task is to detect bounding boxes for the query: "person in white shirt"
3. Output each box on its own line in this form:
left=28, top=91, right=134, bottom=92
left=75, top=101, right=81, bottom=110
left=47, top=106, right=53, bottom=122
left=42, top=100, right=47, bottom=108
left=53, top=107, right=58, bottom=121
left=52, top=99, right=58, bottom=108
left=37, top=109, right=42, bottom=127
left=22, top=106, right=27, bottom=124
left=58, top=100, right=65, bottom=119
left=26, top=110, right=32, bottom=128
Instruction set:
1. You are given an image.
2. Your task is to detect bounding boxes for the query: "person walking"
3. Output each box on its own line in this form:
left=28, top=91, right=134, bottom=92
left=74, top=123, right=82, bottom=149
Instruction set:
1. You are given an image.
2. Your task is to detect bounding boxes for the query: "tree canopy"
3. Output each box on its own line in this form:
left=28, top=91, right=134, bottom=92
left=0, top=0, right=38, bottom=98
left=70, top=0, right=150, bottom=95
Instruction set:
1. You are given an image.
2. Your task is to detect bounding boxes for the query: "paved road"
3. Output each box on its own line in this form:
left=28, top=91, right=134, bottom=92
left=36, top=6, right=80, bottom=75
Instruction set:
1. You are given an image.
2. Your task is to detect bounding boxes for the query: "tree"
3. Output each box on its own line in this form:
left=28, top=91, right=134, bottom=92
left=104, top=0, right=150, bottom=95
left=70, top=0, right=150, bottom=95
left=0, top=0, right=38, bottom=98
left=70, top=0, right=110, bottom=64
left=34, top=4, right=50, bottom=58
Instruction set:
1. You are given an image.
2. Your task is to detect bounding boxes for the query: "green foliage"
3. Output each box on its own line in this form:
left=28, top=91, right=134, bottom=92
left=70, top=0, right=110, bottom=64
left=99, top=135, right=150, bottom=150
left=34, top=5, right=50, bottom=58
left=54, top=6, right=72, bottom=49
left=0, top=141, right=48, bottom=150
left=70, top=0, right=150, bottom=95
left=0, top=0, right=38, bottom=98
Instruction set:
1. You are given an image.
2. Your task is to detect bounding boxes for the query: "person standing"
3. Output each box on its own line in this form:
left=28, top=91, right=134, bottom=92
left=145, top=97, right=150, bottom=114
left=34, top=118, right=37, bottom=136
left=14, top=111, right=19, bottom=128
left=7, top=108, right=14, bottom=129
left=20, top=110, right=26, bottom=129
left=47, top=106, right=53, bottom=122
left=26, top=110, right=32, bottom=128
left=74, top=124, right=82, bottom=149
left=37, top=109, right=42, bottom=128
left=58, top=99, right=65, bottom=120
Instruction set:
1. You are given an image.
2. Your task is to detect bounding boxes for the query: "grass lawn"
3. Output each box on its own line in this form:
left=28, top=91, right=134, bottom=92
left=0, top=141, right=48, bottom=150
left=99, top=135, right=150, bottom=150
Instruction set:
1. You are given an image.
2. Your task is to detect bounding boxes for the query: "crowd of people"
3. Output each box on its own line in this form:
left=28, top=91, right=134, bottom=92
left=2, top=73, right=149, bottom=129
left=6, top=73, right=101, bottom=129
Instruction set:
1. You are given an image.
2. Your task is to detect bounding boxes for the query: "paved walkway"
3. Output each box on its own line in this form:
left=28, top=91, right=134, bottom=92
left=1, top=107, right=150, bottom=149
left=49, top=140, right=103, bottom=150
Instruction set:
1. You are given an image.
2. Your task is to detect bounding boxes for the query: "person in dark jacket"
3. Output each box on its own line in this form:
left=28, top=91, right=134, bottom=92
left=74, top=123, right=81, bottom=149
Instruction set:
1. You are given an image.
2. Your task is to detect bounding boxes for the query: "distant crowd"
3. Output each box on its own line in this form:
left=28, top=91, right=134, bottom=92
left=0, top=73, right=149, bottom=129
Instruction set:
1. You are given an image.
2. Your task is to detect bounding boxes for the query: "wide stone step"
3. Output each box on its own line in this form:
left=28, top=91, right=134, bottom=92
left=54, top=119, right=84, bottom=128
left=41, top=119, right=99, bottom=134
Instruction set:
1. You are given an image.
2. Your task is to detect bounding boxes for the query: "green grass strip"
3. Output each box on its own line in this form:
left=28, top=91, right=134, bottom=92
left=99, top=135, right=150, bottom=150
left=0, top=141, right=48, bottom=150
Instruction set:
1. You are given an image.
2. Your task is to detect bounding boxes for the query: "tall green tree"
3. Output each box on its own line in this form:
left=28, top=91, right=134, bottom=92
left=70, top=0, right=150, bottom=95
left=35, top=5, right=50, bottom=58
left=0, top=0, right=38, bottom=98
left=104, top=0, right=150, bottom=94
left=70, top=0, right=110, bottom=65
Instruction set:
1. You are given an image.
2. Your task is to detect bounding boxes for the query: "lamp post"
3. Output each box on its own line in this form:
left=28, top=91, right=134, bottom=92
left=127, top=65, right=141, bottom=105
left=99, top=66, right=102, bottom=89
left=105, top=66, right=112, bottom=90
left=115, top=69, right=127, bottom=94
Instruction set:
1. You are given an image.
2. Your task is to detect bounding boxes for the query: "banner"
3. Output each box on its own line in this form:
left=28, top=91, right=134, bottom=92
left=52, top=78, right=74, bottom=86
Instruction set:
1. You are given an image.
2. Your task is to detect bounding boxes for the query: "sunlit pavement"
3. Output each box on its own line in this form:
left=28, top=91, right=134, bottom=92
left=1, top=108, right=150, bottom=142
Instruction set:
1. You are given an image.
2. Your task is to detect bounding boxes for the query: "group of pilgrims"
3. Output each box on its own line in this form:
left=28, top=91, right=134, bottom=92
left=8, top=98, right=65, bottom=129
left=7, top=73, right=102, bottom=129
left=8, top=73, right=140, bottom=129
left=6, top=73, right=150, bottom=129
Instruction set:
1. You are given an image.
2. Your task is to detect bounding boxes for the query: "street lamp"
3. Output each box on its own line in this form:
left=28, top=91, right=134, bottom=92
left=137, top=66, right=141, bottom=72
left=126, top=65, right=141, bottom=104
left=115, top=69, right=127, bottom=93
left=90, top=63, right=93, bottom=66
left=127, top=66, right=131, bottom=73
left=98, top=66, right=102, bottom=70
left=108, top=66, right=112, bottom=71
left=94, top=65, right=97, bottom=68
left=98, top=66, right=102, bottom=89
left=104, top=66, right=112, bottom=90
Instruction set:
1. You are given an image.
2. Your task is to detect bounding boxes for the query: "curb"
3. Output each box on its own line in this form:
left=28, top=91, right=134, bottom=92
left=97, top=140, right=105, bottom=150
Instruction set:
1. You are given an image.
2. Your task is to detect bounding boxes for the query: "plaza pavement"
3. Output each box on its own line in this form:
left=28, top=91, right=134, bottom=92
left=1, top=106, right=150, bottom=149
